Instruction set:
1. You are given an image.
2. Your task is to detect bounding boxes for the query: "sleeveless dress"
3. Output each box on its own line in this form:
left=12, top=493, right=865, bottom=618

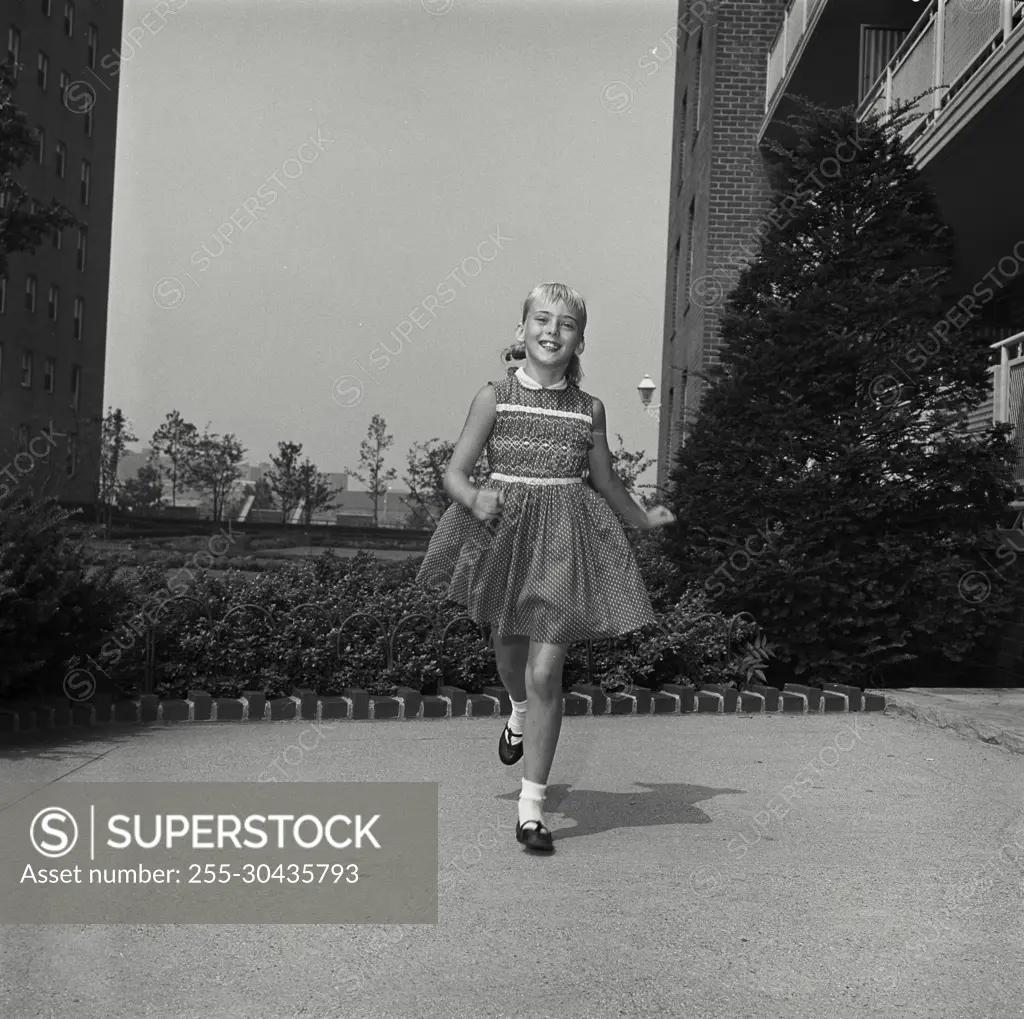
left=416, top=367, right=657, bottom=643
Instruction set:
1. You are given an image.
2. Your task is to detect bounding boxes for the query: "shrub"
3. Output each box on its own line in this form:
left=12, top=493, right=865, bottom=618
left=69, top=541, right=774, bottom=702
left=1, top=491, right=135, bottom=699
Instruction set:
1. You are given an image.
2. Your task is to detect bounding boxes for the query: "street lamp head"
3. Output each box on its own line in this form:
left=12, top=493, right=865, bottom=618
left=637, top=374, right=657, bottom=407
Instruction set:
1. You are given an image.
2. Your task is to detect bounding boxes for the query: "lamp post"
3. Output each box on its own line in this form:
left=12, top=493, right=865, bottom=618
left=637, top=367, right=687, bottom=417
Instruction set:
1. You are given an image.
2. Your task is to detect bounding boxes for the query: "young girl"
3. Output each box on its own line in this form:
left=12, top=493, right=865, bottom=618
left=417, top=282, right=675, bottom=853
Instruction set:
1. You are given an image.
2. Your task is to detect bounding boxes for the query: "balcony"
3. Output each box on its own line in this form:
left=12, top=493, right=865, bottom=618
left=992, top=333, right=1024, bottom=500
left=761, top=0, right=1024, bottom=292
left=763, top=0, right=916, bottom=129
left=857, top=0, right=1024, bottom=157
left=765, top=0, right=830, bottom=115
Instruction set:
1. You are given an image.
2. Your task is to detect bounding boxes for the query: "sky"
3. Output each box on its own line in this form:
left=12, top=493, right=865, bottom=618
left=105, top=0, right=678, bottom=492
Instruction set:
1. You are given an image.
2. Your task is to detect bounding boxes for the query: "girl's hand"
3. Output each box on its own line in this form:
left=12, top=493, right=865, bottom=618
left=472, top=488, right=505, bottom=526
left=645, top=505, right=676, bottom=529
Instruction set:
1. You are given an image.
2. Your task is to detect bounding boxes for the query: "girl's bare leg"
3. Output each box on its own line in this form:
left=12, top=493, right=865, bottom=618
left=523, top=641, right=569, bottom=785
left=492, top=631, right=529, bottom=703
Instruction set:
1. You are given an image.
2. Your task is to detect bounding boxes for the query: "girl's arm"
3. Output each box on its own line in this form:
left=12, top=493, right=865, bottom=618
left=587, top=397, right=651, bottom=530
left=443, top=384, right=498, bottom=512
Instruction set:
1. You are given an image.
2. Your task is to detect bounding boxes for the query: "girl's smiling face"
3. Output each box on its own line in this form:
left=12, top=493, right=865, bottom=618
left=516, top=298, right=584, bottom=370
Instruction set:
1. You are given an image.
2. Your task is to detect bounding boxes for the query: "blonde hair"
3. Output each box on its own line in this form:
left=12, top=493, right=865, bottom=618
left=501, top=282, right=587, bottom=386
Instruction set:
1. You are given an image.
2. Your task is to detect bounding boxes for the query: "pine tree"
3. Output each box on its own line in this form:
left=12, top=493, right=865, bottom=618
left=662, top=96, right=1022, bottom=687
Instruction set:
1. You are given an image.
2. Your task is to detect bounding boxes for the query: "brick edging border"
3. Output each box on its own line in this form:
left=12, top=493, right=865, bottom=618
left=0, top=681, right=887, bottom=738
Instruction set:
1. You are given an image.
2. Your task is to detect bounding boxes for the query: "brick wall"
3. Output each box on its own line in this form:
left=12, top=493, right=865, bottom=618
left=662, top=0, right=788, bottom=490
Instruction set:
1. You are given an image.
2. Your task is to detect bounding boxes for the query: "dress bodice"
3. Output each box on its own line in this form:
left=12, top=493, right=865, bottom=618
left=486, top=370, right=594, bottom=480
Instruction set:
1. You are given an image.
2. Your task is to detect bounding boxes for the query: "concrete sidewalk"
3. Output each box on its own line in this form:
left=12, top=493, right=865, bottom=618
left=884, top=687, right=1024, bottom=755
left=2, top=709, right=1024, bottom=1019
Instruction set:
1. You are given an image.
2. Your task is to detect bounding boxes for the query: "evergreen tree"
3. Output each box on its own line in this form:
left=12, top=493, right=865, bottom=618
left=662, top=96, right=1022, bottom=687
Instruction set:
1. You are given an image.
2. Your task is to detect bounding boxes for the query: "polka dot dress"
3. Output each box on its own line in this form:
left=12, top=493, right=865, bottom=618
left=416, top=367, right=657, bottom=643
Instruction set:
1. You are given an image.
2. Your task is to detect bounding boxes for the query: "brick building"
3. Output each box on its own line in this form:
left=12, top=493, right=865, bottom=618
left=661, top=0, right=1024, bottom=493
left=661, top=0, right=1024, bottom=683
left=1, top=0, right=124, bottom=503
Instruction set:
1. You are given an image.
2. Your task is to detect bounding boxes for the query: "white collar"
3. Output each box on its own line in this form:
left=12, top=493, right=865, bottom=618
left=516, top=366, right=567, bottom=391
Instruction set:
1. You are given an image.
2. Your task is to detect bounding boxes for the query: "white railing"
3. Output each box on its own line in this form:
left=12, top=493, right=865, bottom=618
left=857, top=0, right=1024, bottom=145
left=766, top=0, right=830, bottom=112
left=992, top=333, right=1024, bottom=489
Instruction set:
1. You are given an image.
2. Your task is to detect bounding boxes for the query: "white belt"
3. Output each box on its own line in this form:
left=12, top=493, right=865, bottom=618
left=489, top=472, right=583, bottom=486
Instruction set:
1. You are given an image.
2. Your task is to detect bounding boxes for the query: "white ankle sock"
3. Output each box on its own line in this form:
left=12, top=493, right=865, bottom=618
left=508, top=698, right=527, bottom=742
left=519, top=778, right=546, bottom=827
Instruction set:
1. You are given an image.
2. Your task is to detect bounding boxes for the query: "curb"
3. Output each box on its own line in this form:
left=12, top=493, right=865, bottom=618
left=0, top=682, right=888, bottom=741
left=883, top=693, right=1024, bottom=756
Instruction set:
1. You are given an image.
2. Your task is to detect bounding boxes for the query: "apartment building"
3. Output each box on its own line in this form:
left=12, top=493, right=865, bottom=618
left=661, top=0, right=1024, bottom=495
left=1, top=0, right=124, bottom=503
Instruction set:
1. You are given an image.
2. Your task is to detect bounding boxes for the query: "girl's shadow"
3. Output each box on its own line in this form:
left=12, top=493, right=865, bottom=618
left=497, top=781, right=745, bottom=842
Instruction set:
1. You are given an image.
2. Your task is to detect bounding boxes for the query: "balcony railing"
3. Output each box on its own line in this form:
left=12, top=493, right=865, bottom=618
left=992, top=332, right=1024, bottom=494
left=765, top=0, right=830, bottom=112
left=857, top=0, right=1024, bottom=146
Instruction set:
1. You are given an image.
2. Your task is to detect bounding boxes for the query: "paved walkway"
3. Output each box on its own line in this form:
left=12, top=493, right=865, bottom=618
left=883, top=687, right=1024, bottom=755
left=2, top=707, right=1023, bottom=1018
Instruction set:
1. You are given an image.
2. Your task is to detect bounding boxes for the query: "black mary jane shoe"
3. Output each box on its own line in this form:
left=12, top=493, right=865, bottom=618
left=498, top=722, right=524, bottom=766
left=515, top=820, right=554, bottom=853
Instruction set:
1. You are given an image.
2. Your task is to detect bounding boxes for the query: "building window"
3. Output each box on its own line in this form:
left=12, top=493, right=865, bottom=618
left=685, top=197, right=696, bottom=308
left=7, top=28, right=20, bottom=80
left=64, top=2, right=74, bottom=37
left=25, top=275, right=37, bottom=313
left=59, top=69, right=68, bottom=99
left=37, top=50, right=48, bottom=90
left=0, top=276, right=6, bottom=313
left=18, top=424, right=30, bottom=454
left=693, top=30, right=702, bottom=146
left=48, top=284, right=59, bottom=320
left=55, top=140, right=66, bottom=178
left=66, top=433, right=78, bottom=477
left=36, top=125, right=45, bottom=163
left=77, top=227, right=87, bottom=270
left=52, top=225, right=62, bottom=249
left=43, top=0, right=52, bottom=16
left=80, top=159, right=90, bottom=204
left=84, top=105, right=93, bottom=136
left=73, top=296, right=84, bottom=339
left=44, top=356, right=55, bottom=393
left=21, top=351, right=33, bottom=387
left=87, top=24, right=97, bottom=68
left=70, top=363, right=81, bottom=409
